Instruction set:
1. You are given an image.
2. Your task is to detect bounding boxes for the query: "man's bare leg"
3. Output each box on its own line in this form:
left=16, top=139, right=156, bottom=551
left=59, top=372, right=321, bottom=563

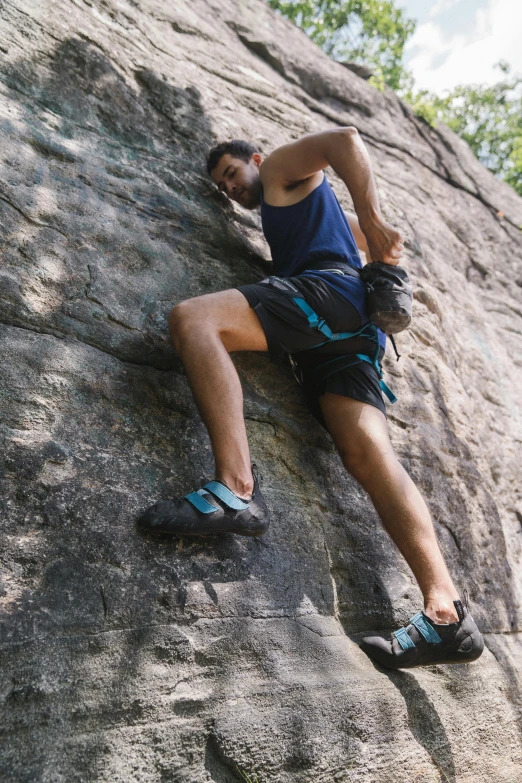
left=169, top=291, right=458, bottom=621
left=319, top=393, right=460, bottom=623
left=169, top=289, right=268, bottom=499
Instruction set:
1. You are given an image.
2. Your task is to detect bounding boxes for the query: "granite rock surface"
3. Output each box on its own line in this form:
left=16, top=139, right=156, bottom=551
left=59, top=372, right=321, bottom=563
left=1, top=1, right=522, bottom=781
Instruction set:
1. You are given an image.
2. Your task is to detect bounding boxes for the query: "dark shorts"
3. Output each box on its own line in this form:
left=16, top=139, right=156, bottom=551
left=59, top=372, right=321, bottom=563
left=236, top=274, right=386, bottom=430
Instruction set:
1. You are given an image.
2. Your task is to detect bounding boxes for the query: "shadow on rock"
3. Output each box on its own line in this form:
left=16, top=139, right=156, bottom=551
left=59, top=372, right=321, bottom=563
left=387, top=670, right=456, bottom=783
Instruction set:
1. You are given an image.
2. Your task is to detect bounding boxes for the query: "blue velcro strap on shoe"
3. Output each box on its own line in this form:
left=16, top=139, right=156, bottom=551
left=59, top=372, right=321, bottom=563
left=184, top=490, right=219, bottom=514
left=394, top=627, right=415, bottom=650
left=410, top=612, right=442, bottom=644
left=203, top=481, right=250, bottom=510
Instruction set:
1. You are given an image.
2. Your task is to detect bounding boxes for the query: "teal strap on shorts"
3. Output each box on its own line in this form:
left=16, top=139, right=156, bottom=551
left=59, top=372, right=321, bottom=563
left=356, top=354, right=398, bottom=404
left=379, top=380, right=398, bottom=404
left=292, top=296, right=373, bottom=343
left=290, top=296, right=397, bottom=403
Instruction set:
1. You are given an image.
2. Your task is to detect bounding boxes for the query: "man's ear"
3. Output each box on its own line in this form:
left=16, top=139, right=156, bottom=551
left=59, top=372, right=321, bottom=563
left=251, top=152, right=262, bottom=168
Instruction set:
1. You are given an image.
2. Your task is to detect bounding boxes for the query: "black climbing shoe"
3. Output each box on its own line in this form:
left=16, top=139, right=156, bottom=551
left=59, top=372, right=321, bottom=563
left=360, top=598, right=484, bottom=670
left=138, top=465, right=270, bottom=538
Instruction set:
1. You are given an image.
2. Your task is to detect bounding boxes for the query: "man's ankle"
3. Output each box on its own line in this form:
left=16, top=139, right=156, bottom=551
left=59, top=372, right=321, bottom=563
left=424, top=592, right=460, bottom=624
left=216, top=473, right=254, bottom=501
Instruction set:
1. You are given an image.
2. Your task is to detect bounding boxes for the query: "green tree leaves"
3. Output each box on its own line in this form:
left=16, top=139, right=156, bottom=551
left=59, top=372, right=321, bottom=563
left=408, top=64, right=522, bottom=196
left=267, top=0, right=416, bottom=91
left=267, top=2, right=522, bottom=197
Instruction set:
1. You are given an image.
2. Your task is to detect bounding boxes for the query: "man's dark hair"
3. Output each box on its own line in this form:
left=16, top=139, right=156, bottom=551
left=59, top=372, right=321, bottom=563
left=206, top=140, right=260, bottom=176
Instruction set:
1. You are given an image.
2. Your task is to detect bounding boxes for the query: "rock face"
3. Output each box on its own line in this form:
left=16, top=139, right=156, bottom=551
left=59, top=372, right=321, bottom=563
left=1, top=1, right=522, bottom=780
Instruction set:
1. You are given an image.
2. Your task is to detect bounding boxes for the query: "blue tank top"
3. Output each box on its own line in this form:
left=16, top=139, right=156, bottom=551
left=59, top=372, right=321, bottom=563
left=260, top=173, right=386, bottom=349
left=260, top=172, right=361, bottom=276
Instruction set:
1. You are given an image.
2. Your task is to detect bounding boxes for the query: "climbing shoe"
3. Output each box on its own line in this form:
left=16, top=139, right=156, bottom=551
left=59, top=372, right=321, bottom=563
left=138, top=465, right=270, bottom=538
left=360, top=598, right=484, bottom=669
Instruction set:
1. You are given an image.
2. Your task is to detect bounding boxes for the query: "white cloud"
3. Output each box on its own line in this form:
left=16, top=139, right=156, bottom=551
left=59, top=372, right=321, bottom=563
left=428, top=0, right=463, bottom=18
left=405, top=0, right=522, bottom=93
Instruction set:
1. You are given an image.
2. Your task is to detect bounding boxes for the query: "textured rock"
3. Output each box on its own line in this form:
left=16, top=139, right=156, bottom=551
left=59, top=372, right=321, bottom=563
left=1, top=1, right=522, bottom=781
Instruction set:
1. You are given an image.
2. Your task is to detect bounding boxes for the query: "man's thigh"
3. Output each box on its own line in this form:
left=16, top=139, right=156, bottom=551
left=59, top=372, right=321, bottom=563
left=319, top=392, right=392, bottom=464
left=170, top=288, right=269, bottom=353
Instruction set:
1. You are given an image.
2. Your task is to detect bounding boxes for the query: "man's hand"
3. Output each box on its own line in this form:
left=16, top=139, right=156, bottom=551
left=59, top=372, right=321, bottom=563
left=361, top=218, right=404, bottom=266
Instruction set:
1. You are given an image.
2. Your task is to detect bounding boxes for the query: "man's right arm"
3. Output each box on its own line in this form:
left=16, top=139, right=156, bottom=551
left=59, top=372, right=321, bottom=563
left=323, top=128, right=404, bottom=266
left=261, top=127, right=404, bottom=265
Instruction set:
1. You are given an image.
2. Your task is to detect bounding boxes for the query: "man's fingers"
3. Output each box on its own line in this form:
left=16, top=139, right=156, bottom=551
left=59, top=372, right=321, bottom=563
left=384, top=250, right=400, bottom=263
left=368, top=224, right=404, bottom=265
left=384, top=246, right=403, bottom=265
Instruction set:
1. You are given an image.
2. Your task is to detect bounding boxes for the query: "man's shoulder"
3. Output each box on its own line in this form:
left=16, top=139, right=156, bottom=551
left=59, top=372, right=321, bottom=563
left=258, top=131, right=334, bottom=190
left=259, top=161, right=324, bottom=207
left=259, top=144, right=322, bottom=183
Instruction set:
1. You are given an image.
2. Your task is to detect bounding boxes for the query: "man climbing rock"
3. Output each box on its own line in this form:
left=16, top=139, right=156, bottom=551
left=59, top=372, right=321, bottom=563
left=139, top=128, right=484, bottom=669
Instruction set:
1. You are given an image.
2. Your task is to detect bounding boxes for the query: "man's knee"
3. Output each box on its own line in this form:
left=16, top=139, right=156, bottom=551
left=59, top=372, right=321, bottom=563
left=168, top=289, right=267, bottom=354
left=338, top=444, right=370, bottom=481
left=337, top=432, right=394, bottom=484
left=169, top=298, right=210, bottom=348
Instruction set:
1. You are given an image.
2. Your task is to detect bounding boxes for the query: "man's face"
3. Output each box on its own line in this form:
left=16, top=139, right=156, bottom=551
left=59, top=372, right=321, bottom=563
left=210, top=152, right=262, bottom=210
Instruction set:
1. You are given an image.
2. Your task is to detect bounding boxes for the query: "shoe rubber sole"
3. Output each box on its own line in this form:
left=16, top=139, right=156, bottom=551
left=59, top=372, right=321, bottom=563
left=143, top=526, right=267, bottom=538
left=361, top=629, right=484, bottom=669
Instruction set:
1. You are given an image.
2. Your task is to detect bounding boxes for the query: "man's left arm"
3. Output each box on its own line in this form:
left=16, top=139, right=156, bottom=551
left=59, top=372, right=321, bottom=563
left=345, top=211, right=372, bottom=262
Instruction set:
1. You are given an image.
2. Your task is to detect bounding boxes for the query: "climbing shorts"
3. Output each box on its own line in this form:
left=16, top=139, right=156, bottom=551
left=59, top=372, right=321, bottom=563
left=236, top=274, right=387, bottom=430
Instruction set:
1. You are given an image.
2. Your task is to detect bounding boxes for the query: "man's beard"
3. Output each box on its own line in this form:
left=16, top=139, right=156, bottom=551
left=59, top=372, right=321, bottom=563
left=242, top=178, right=262, bottom=209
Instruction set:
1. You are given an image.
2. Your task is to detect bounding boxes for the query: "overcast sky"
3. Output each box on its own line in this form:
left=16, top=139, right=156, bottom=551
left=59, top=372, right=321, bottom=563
left=400, top=0, right=522, bottom=93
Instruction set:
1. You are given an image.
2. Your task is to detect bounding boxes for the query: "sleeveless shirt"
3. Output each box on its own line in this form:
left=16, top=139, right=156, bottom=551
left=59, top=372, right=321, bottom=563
left=260, top=172, right=386, bottom=349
